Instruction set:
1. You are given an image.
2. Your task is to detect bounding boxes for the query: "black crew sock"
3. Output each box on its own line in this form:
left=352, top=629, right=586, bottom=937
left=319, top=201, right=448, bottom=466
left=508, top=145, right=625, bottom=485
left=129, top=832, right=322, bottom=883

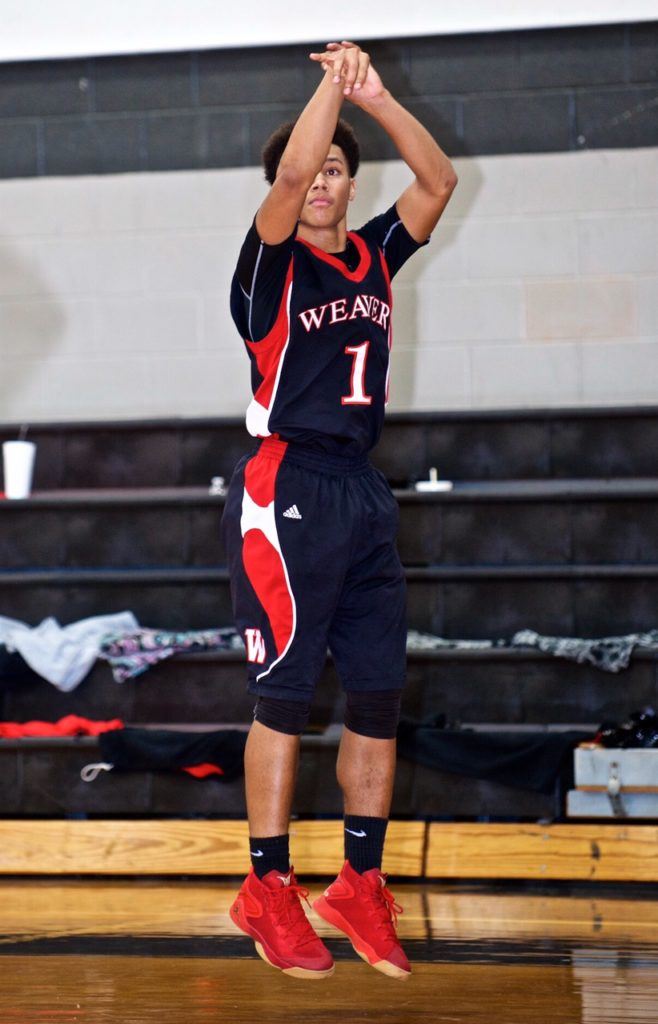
left=344, top=815, right=388, bottom=874
left=249, top=833, right=290, bottom=879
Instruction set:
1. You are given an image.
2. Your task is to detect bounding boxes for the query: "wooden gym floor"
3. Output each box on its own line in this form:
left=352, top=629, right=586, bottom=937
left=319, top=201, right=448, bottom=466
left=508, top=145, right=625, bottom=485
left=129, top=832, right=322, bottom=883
left=1, top=878, right=657, bottom=1023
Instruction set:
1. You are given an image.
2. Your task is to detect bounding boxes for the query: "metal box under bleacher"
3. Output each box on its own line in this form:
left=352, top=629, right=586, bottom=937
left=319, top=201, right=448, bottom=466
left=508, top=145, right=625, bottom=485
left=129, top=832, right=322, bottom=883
left=567, top=746, right=658, bottom=818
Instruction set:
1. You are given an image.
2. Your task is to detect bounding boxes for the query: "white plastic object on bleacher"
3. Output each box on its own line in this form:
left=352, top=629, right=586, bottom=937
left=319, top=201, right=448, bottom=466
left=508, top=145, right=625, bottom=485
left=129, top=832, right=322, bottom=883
left=414, top=467, right=453, bottom=493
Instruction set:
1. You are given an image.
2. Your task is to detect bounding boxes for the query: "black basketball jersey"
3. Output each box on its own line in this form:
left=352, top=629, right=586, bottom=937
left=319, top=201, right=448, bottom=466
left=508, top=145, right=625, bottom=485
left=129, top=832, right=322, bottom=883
left=230, top=205, right=427, bottom=456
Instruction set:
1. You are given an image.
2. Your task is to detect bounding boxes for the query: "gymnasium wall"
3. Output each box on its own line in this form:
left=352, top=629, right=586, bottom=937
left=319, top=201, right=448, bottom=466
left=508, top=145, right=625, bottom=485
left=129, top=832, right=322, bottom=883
left=4, top=1, right=657, bottom=60
left=0, top=23, right=656, bottom=423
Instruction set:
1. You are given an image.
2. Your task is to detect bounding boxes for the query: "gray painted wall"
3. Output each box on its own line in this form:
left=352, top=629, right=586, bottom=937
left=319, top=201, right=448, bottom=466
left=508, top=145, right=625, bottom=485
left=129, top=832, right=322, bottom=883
left=0, top=24, right=656, bottom=179
left=1, top=147, right=655, bottom=421
left=0, top=24, right=656, bottom=421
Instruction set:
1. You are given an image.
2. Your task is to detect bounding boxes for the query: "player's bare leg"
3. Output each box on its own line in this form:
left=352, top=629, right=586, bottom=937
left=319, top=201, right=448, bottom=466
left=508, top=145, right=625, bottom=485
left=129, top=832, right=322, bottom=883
left=244, top=720, right=299, bottom=834
left=313, top=726, right=410, bottom=978
left=231, top=721, right=334, bottom=978
left=336, top=728, right=395, bottom=817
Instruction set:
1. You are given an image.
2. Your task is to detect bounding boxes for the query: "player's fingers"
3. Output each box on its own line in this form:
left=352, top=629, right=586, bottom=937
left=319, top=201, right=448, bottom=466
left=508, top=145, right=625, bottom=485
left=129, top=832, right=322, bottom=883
left=342, top=47, right=361, bottom=94
left=310, top=48, right=345, bottom=81
left=353, top=51, right=370, bottom=91
left=330, top=50, right=346, bottom=84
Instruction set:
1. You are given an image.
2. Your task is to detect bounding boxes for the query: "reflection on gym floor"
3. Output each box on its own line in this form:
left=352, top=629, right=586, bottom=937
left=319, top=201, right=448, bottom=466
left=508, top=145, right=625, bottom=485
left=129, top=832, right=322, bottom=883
left=1, top=879, right=657, bottom=1023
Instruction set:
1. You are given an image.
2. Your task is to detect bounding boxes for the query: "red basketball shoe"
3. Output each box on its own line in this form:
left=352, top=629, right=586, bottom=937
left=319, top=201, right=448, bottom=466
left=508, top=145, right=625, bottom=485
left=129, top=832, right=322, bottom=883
left=230, top=867, right=334, bottom=979
left=313, top=860, right=410, bottom=979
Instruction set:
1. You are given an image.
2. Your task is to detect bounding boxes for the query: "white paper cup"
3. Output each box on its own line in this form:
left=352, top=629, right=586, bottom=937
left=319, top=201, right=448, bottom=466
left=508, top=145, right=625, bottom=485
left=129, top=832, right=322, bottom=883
left=2, top=440, right=36, bottom=499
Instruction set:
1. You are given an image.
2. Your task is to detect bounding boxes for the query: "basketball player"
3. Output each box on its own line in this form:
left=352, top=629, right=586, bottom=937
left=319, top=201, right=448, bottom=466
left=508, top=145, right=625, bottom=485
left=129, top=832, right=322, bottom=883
left=222, top=41, right=457, bottom=979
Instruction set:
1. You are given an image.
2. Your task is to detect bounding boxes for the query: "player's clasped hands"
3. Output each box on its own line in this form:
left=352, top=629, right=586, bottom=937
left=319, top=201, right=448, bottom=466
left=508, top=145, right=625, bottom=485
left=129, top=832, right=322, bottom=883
left=309, top=40, right=372, bottom=97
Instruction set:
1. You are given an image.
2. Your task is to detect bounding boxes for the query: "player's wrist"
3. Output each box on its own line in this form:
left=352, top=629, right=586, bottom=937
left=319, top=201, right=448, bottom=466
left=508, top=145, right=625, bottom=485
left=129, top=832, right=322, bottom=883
left=318, top=64, right=343, bottom=85
left=318, top=65, right=347, bottom=101
left=353, top=86, right=391, bottom=112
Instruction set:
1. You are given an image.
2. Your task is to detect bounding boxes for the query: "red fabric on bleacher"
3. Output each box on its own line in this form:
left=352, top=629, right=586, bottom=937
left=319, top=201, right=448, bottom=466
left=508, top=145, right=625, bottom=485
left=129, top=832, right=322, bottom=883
left=0, top=714, right=124, bottom=738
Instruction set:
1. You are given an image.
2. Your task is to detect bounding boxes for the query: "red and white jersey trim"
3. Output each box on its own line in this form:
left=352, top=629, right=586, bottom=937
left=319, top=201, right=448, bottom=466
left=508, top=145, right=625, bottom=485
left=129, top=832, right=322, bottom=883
left=245, top=269, right=294, bottom=438
left=378, top=249, right=394, bottom=406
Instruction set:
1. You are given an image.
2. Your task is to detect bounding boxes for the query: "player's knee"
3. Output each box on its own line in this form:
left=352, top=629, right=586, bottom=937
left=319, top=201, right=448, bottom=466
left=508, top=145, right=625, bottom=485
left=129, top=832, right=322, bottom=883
left=253, top=695, right=312, bottom=736
left=344, top=689, right=403, bottom=739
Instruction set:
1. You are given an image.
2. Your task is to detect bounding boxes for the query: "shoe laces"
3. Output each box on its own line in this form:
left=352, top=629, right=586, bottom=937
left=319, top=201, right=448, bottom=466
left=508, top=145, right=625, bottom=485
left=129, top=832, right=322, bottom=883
left=363, top=877, right=404, bottom=937
left=265, top=881, right=318, bottom=949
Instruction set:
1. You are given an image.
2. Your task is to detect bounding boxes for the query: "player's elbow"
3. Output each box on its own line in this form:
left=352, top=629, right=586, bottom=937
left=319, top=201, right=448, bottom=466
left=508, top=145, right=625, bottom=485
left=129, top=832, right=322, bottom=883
left=437, top=168, right=458, bottom=195
left=419, top=171, right=458, bottom=210
left=274, top=164, right=311, bottom=196
left=420, top=167, right=458, bottom=203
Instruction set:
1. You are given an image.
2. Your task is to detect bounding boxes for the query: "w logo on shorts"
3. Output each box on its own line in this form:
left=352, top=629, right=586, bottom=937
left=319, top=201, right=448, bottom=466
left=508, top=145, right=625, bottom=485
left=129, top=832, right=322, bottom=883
left=245, top=628, right=267, bottom=664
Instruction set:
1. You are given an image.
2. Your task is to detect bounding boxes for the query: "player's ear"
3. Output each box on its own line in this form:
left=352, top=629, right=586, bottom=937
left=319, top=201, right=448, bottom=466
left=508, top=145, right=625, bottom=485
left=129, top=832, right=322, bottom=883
left=349, top=178, right=356, bottom=202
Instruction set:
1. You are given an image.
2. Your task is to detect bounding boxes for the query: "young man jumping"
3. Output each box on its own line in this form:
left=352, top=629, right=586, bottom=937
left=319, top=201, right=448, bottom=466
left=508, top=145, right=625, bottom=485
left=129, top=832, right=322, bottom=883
left=222, top=40, right=457, bottom=980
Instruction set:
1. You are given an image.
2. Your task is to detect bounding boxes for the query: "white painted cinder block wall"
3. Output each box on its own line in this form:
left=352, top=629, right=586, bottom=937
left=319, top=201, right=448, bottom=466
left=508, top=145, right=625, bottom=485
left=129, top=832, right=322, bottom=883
left=0, top=146, right=656, bottom=423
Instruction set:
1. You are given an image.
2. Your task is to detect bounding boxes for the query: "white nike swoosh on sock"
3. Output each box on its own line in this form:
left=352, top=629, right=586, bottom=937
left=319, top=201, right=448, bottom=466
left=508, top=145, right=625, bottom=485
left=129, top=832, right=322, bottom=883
left=344, top=828, right=367, bottom=837
left=251, top=850, right=264, bottom=856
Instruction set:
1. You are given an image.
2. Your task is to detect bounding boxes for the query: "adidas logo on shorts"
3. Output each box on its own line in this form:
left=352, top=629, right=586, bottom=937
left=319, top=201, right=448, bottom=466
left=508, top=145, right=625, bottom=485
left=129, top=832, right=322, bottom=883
left=282, top=504, right=302, bottom=520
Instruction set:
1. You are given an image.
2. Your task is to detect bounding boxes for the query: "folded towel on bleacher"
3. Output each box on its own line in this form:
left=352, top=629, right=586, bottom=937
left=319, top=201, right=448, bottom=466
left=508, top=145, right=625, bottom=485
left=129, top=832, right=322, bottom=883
left=0, top=612, right=139, bottom=691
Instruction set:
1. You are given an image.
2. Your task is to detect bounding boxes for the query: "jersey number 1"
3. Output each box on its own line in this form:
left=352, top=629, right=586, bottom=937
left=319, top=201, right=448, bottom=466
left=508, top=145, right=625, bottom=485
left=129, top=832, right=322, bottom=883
left=342, top=341, right=372, bottom=406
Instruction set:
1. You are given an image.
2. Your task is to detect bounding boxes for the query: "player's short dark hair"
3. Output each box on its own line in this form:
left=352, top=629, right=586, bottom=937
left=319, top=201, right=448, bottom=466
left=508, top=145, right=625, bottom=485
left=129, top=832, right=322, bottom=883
left=262, top=118, right=360, bottom=186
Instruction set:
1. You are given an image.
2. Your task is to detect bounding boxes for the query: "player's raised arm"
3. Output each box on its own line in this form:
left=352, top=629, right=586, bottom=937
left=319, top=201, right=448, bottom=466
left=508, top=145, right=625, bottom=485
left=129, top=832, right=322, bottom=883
left=255, top=46, right=369, bottom=245
left=313, top=41, right=458, bottom=242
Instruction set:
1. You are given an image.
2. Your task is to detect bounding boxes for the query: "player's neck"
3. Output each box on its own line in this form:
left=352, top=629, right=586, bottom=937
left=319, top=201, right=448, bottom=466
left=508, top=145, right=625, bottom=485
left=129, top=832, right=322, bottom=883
left=296, top=221, right=348, bottom=254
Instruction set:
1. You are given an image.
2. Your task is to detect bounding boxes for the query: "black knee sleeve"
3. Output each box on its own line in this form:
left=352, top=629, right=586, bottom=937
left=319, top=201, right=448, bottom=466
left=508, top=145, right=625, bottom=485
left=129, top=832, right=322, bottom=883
left=344, top=689, right=403, bottom=739
left=253, top=695, right=312, bottom=736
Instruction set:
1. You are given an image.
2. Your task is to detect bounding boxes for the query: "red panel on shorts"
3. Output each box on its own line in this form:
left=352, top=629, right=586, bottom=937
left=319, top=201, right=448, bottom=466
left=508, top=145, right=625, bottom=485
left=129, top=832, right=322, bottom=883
left=242, top=527, right=294, bottom=657
left=244, top=441, right=286, bottom=506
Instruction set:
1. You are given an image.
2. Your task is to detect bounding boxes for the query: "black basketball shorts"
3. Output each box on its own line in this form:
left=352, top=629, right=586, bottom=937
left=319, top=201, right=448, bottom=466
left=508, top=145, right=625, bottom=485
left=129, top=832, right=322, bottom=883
left=220, top=437, right=407, bottom=702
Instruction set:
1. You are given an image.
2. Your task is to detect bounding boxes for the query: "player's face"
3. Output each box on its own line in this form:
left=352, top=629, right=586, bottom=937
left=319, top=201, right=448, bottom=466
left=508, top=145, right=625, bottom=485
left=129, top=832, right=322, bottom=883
left=301, top=144, right=355, bottom=229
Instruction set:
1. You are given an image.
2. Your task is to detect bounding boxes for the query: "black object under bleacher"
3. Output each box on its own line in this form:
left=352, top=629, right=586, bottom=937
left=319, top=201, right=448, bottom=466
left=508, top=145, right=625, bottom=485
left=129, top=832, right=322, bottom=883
left=99, top=727, right=247, bottom=781
left=397, top=716, right=593, bottom=794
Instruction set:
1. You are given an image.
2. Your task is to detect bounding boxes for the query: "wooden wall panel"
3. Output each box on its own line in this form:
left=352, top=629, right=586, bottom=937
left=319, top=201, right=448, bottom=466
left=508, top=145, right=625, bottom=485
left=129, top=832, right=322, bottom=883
left=0, top=820, right=424, bottom=876
left=2, top=820, right=655, bottom=880
left=427, top=823, right=658, bottom=882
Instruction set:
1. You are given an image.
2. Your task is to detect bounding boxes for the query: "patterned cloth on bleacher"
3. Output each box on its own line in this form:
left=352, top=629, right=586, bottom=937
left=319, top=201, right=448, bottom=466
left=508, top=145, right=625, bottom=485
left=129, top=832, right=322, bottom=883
left=509, top=628, right=658, bottom=672
left=405, top=628, right=658, bottom=673
left=99, top=627, right=244, bottom=682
